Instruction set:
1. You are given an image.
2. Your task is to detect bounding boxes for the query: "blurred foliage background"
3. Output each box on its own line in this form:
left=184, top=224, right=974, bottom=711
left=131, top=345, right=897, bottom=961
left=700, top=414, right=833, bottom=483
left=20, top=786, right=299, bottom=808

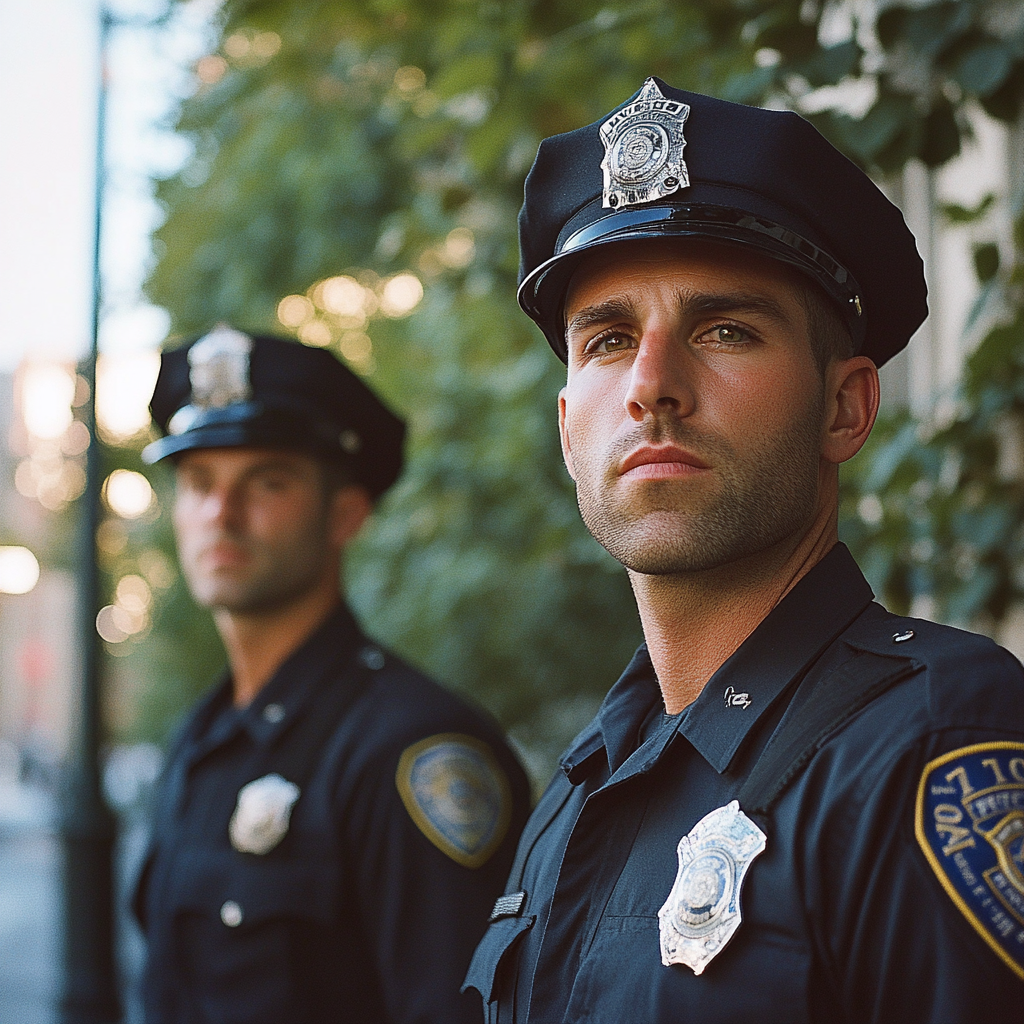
left=102, top=0, right=1024, bottom=785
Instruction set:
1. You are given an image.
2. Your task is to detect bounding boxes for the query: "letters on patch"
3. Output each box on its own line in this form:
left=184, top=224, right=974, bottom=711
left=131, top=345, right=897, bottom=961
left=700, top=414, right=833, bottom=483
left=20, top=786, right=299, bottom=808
left=915, top=741, right=1024, bottom=979
left=396, top=733, right=511, bottom=868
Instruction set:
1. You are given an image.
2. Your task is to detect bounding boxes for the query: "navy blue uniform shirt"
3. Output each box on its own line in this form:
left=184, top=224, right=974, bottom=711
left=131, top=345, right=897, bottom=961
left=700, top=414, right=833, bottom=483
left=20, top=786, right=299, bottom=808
left=134, top=603, right=531, bottom=1024
left=465, top=545, right=1024, bottom=1022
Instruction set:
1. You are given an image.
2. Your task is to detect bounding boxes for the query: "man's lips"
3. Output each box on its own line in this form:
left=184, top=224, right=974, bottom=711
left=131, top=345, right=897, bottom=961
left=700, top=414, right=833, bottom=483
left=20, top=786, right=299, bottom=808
left=200, top=542, right=250, bottom=569
left=618, top=446, right=710, bottom=479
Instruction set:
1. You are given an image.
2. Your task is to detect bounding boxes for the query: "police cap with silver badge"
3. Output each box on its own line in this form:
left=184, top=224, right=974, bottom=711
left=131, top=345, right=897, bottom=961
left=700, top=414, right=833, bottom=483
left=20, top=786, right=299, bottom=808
left=142, top=327, right=405, bottom=499
left=518, top=77, right=928, bottom=367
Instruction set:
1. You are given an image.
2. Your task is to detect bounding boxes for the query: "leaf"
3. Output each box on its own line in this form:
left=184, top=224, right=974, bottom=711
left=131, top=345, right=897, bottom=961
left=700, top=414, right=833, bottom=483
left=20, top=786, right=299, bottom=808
left=919, top=98, right=960, bottom=167
left=863, top=420, right=921, bottom=493
left=940, top=193, right=995, bottom=224
left=980, top=60, right=1024, bottom=122
left=973, top=242, right=1000, bottom=283
left=794, top=40, right=861, bottom=89
left=952, top=40, right=1015, bottom=97
left=831, top=95, right=914, bottom=163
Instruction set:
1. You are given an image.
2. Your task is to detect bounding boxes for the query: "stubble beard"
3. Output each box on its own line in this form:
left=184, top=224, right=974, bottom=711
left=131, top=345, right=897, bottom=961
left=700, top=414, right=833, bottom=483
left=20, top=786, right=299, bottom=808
left=573, top=399, right=825, bottom=576
left=182, top=520, right=334, bottom=615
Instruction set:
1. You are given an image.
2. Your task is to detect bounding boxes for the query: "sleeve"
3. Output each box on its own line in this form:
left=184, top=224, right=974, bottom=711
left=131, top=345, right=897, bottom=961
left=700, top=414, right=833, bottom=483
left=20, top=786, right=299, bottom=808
left=810, top=725, right=1024, bottom=1022
left=341, top=725, right=532, bottom=1024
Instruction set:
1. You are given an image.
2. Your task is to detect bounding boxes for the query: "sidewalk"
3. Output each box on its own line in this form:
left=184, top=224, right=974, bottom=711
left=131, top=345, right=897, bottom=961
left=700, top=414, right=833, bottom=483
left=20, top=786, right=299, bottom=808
left=0, top=782, right=58, bottom=1024
left=0, top=778, right=149, bottom=1024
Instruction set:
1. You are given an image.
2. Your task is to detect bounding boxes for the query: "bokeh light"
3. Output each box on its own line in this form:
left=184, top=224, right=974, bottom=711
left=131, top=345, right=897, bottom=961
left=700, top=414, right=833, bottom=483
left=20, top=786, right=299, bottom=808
left=379, top=273, right=424, bottom=317
left=97, top=352, right=160, bottom=442
left=394, top=66, right=426, bottom=93
left=104, top=469, right=155, bottom=519
left=297, top=319, right=332, bottom=347
left=317, top=275, right=367, bottom=317
left=441, top=227, right=475, bottom=268
left=277, top=294, right=313, bottom=328
left=0, top=547, right=40, bottom=595
left=22, top=364, right=75, bottom=440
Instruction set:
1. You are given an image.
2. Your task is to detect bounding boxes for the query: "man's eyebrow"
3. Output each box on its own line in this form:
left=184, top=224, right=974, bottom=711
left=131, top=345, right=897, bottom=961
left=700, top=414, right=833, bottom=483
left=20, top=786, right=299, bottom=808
left=565, top=290, right=797, bottom=337
left=565, top=298, right=640, bottom=335
left=679, top=292, right=794, bottom=327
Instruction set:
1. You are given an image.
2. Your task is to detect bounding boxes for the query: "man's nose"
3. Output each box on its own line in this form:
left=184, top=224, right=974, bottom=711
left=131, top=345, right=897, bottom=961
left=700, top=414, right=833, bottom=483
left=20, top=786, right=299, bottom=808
left=200, top=486, right=242, bottom=528
left=622, top=326, right=696, bottom=422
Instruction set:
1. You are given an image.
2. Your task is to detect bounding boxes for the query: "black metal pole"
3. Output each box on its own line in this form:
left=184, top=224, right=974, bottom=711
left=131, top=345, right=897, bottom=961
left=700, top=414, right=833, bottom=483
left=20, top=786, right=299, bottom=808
left=59, top=7, right=121, bottom=1022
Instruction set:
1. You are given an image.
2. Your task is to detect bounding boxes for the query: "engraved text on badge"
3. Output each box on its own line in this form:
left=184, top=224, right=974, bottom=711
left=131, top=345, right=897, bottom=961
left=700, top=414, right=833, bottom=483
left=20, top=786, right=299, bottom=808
left=600, top=77, right=690, bottom=210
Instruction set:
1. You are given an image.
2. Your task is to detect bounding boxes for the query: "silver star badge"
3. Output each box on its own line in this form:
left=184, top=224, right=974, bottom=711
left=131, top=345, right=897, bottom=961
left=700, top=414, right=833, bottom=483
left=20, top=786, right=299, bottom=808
left=228, top=773, right=300, bottom=856
left=600, top=77, right=690, bottom=210
left=658, top=800, right=766, bottom=975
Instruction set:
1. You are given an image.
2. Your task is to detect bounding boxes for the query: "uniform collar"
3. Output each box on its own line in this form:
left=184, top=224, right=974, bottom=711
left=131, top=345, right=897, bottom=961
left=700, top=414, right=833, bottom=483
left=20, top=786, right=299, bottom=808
left=186, top=602, right=367, bottom=762
left=559, top=544, right=873, bottom=783
left=239, top=601, right=366, bottom=745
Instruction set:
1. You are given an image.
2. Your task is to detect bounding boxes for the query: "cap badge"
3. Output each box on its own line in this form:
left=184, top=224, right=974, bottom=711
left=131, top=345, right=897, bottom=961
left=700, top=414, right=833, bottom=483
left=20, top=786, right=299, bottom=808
left=228, top=773, right=301, bottom=856
left=658, top=800, right=766, bottom=975
left=188, top=325, right=253, bottom=410
left=600, top=77, right=690, bottom=211
left=168, top=326, right=254, bottom=435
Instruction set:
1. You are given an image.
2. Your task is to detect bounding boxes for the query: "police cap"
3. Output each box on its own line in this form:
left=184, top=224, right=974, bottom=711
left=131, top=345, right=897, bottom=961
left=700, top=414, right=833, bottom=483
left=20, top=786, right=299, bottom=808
left=142, top=327, right=406, bottom=499
left=518, top=77, right=927, bottom=367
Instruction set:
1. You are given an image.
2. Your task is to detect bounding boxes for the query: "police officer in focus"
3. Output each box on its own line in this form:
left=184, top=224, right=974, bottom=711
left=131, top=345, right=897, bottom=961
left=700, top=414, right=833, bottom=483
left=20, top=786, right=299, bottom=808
left=133, top=328, right=530, bottom=1023
left=464, top=79, right=1024, bottom=1022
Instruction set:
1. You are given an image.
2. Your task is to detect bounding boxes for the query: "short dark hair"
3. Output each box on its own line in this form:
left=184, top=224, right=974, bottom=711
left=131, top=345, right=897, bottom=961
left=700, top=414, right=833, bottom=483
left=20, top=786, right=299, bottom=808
left=800, top=283, right=856, bottom=376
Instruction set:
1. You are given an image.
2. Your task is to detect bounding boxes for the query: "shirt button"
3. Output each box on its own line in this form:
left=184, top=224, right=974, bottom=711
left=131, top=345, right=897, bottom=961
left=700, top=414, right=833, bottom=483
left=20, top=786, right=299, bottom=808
left=220, top=900, right=243, bottom=927
left=360, top=646, right=385, bottom=670
left=262, top=703, right=285, bottom=723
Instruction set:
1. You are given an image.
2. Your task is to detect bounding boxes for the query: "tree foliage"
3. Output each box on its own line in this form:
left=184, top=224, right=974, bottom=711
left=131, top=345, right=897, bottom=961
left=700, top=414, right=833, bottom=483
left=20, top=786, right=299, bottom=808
left=122, top=0, right=1024, bottom=781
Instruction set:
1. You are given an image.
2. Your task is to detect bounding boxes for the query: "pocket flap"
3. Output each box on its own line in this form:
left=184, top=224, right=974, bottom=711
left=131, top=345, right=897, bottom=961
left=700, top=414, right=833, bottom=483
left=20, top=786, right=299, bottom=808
left=462, top=915, right=535, bottom=1004
left=168, top=848, right=336, bottom=927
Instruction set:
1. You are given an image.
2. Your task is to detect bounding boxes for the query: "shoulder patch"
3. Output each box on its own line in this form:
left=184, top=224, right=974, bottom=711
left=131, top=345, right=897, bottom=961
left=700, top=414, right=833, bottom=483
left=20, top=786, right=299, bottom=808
left=915, top=741, right=1024, bottom=979
left=396, top=733, right=512, bottom=868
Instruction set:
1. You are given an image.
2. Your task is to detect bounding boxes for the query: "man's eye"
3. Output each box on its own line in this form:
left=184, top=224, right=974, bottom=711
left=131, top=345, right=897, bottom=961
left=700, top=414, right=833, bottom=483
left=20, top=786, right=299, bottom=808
left=589, top=331, right=634, bottom=354
left=703, top=325, right=748, bottom=345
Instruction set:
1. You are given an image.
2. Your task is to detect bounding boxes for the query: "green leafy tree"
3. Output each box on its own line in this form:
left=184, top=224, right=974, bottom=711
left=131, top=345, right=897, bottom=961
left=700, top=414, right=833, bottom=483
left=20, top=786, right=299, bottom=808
left=121, top=0, right=1024, bottom=782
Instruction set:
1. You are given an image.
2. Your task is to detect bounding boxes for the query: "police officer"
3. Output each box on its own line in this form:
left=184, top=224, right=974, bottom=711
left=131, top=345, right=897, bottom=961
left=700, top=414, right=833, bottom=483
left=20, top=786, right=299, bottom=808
left=464, top=79, right=1024, bottom=1022
left=133, top=328, right=531, bottom=1023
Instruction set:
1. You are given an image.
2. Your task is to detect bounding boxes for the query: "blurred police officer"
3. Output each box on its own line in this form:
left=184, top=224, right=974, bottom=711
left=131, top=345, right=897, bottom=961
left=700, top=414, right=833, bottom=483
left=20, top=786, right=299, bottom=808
left=133, top=328, right=530, bottom=1024
left=465, top=79, right=1024, bottom=1022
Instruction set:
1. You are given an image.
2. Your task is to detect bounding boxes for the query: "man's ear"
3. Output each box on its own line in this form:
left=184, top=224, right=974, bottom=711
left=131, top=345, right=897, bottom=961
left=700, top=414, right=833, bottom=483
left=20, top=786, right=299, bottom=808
left=558, top=389, right=577, bottom=482
left=823, top=356, right=880, bottom=466
left=329, top=485, right=373, bottom=549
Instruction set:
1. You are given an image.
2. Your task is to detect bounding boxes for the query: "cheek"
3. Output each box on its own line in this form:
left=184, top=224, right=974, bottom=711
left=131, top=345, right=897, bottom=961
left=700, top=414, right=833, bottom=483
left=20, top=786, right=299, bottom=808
left=706, top=358, right=816, bottom=435
left=563, top=376, right=619, bottom=451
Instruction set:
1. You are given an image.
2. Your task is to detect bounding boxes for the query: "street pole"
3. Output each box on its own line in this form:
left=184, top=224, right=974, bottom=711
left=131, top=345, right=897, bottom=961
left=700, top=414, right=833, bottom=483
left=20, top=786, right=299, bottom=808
left=59, top=6, right=120, bottom=1022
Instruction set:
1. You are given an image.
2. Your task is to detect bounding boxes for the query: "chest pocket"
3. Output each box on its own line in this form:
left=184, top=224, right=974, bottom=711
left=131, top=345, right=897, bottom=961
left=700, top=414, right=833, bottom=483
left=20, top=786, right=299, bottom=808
left=463, top=916, right=536, bottom=1024
left=169, top=849, right=338, bottom=1024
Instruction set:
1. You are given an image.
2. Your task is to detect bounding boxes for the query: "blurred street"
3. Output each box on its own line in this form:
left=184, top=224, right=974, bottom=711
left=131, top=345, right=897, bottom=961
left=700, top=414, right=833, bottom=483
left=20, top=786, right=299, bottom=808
left=0, top=781, right=58, bottom=1024
left=0, top=748, right=156, bottom=1024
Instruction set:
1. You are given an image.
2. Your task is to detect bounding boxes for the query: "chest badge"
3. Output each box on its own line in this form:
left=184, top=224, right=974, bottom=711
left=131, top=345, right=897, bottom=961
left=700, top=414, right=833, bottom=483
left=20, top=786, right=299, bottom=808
left=658, top=800, right=766, bottom=975
left=229, top=773, right=300, bottom=855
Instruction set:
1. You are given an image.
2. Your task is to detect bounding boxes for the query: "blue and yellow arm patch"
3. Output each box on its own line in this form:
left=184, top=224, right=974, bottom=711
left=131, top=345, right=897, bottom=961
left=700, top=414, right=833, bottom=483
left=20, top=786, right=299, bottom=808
left=915, top=741, right=1024, bottom=979
left=396, top=733, right=512, bottom=868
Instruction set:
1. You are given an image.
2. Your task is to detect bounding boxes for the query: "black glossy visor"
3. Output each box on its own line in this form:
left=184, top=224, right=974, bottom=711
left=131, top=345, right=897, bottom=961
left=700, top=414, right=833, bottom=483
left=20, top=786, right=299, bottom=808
left=518, top=204, right=866, bottom=362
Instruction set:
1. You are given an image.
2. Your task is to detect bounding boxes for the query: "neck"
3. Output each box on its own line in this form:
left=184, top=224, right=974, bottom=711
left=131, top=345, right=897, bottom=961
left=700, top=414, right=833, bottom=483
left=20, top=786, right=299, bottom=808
left=214, top=578, right=341, bottom=707
left=628, top=501, right=838, bottom=715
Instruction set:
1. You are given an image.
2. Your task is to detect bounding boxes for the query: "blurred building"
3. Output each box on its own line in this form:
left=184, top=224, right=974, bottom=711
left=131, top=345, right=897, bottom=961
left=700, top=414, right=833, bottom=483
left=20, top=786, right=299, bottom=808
left=879, top=110, right=1024, bottom=658
left=0, top=364, right=82, bottom=781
